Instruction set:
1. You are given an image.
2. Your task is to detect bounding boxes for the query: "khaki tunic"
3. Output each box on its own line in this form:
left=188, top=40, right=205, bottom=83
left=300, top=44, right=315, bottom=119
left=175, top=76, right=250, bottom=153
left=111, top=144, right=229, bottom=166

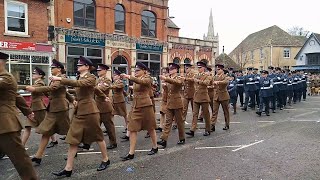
left=183, top=72, right=196, bottom=99
left=62, top=72, right=104, bottom=145
left=160, top=83, right=168, bottom=114
left=34, top=74, right=73, bottom=136
left=128, top=75, right=156, bottom=132
left=0, top=70, right=38, bottom=180
left=111, top=79, right=127, bottom=117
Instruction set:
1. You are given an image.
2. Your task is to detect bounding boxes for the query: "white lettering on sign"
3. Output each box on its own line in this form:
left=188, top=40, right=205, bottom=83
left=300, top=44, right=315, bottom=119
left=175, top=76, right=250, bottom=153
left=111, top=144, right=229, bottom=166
left=0, top=41, right=9, bottom=48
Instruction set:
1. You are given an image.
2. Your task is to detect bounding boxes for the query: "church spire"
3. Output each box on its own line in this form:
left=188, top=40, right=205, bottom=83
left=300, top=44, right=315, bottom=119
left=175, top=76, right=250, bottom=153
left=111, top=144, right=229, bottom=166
left=207, top=8, right=214, bottom=37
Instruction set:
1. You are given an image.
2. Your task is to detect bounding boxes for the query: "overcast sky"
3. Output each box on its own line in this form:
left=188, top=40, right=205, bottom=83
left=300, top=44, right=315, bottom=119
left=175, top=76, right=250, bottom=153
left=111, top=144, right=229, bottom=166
left=168, top=0, right=320, bottom=54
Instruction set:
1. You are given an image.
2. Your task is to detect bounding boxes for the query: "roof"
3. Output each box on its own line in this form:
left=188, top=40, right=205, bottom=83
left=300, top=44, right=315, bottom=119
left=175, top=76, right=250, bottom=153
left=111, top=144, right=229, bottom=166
left=215, top=53, right=241, bottom=70
left=229, top=25, right=306, bottom=57
left=294, top=33, right=320, bottom=59
left=167, top=18, right=180, bottom=29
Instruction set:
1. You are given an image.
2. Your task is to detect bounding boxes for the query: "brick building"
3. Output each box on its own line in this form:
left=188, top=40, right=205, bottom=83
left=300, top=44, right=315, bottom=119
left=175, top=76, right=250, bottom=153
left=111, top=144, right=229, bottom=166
left=53, top=0, right=169, bottom=80
left=0, top=0, right=53, bottom=96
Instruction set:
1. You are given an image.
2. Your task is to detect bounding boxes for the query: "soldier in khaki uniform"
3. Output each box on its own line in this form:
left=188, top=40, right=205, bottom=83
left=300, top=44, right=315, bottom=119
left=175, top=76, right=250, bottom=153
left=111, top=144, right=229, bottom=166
left=51, top=57, right=110, bottom=177
left=0, top=52, right=38, bottom=180
left=181, top=63, right=195, bottom=121
left=157, top=63, right=185, bottom=148
left=26, top=59, right=74, bottom=165
left=159, top=67, right=170, bottom=132
left=211, top=64, right=231, bottom=131
left=186, top=61, right=211, bottom=137
left=207, top=67, right=215, bottom=115
left=19, top=67, right=47, bottom=147
left=95, top=64, right=117, bottom=149
left=120, top=62, right=158, bottom=161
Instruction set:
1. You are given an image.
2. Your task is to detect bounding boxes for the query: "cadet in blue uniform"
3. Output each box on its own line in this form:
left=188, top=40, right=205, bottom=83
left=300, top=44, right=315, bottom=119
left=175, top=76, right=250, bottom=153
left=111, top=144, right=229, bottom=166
left=281, top=70, right=288, bottom=108
left=296, top=71, right=302, bottom=102
left=292, top=71, right=299, bottom=104
left=300, top=71, right=307, bottom=101
left=227, top=74, right=237, bottom=114
left=235, top=71, right=244, bottom=107
left=253, top=68, right=260, bottom=108
left=287, top=72, right=294, bottom=106
left=256, top=70, right=273, bottom=116
left=275, top=67, right=284, bottom=110
left=268, top=66, right=278, bottom=113
left=242, top=67, right=256, bottom=111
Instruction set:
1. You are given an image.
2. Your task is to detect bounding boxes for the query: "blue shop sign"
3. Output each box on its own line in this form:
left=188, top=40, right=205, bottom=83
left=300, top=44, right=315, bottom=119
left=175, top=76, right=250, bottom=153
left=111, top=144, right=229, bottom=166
left=136, top=43, right=163, bottom=52
left=65, top=35, right=105, bottom=47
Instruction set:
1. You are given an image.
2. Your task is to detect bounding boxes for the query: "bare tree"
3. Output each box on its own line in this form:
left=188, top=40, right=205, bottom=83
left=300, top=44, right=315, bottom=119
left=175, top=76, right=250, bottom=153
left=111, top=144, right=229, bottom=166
left=234, top=45, right=249, bottom=70
left=287, top=26, right=309, bottom=37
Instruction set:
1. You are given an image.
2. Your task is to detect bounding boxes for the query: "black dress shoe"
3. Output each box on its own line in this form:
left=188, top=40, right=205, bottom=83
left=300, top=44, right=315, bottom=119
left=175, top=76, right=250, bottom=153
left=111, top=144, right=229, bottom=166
left=203, top=131, right=211, bottom=136
left=172, top=125, right=177, bottom=130
left=256, top=112, right=262, bottom=116
left=197, top=118, right=204, bottom=122
left=210, top=125, right=215, bottom=132
left=272, top=110, right=276, bottom=113
left=121, top=154, right=134, bottom=161
left=122, top=128, right=127, bottom=133
left=240, top=104, right=244, bottom=107
left=223, top=126, right=230, bottom=130
left=31, top=157, right=42, bottom=165
left=103, top=130, right=108, bottom=134
left=144, top=133, right=150, bottom=138
left=107, top=144, right=117, bottom=149
left=64, top=153, right=78, bottom=161
left=266, top=113, right=270, bottom=116
left=148, top=147, right=158, bottom=155
left=52, top=169, right=72, bottom=177
left=97, top=160, right=110, bottom=171
left=157, top=140, right=167, bottom=148
left=177, top=139, right=185, bottom=145
left=47, top=141, right=58, bottom=148
left=241, top=107, right=247, bottom=111
left=120, top=135, right=130, bottom=142
left=155, top=127, right=163, bottom=132
left=78, top=143, right=90, bottom=150
left=186, top=131, right=194, bottom=137
left=59, top=136, right=66, bottom=140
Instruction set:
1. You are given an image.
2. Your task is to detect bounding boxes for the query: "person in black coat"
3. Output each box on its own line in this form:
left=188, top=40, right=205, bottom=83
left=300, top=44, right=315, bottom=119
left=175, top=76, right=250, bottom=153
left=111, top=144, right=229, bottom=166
left=256, top=70, right=273, bottom=116
left=227, top=74, right=237, bottom=114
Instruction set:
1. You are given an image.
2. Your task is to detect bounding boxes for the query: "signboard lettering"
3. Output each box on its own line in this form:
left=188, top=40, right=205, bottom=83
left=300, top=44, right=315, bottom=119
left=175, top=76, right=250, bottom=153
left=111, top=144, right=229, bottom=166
left=0, top=41, right=36, bottom=51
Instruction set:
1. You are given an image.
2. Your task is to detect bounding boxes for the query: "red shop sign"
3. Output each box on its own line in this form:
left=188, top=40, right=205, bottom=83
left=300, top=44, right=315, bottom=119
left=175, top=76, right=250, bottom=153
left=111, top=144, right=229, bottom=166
left=0, top=40, right=36, bottom=51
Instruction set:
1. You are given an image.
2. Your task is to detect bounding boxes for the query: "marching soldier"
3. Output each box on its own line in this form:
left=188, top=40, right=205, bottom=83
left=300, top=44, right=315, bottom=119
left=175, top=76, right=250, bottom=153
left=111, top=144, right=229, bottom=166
left=207, top=67, right=215, bottom=116
left=282, top=70, right=289, bottom=108
left=157, top=63, right=185, bottom=148
left=301, top=71, right=308, bottom=101
left=0, top=52, right=38, bottom=180
left=111, top=69, right=129, bottom=140
left=181, top=63, right=195, bottom=122
left=253, top=68, right=260, bottom=108
left=287, top=72, right=294, bottom=106
left=242, top=67, right=256, bottom=111
left=95, top=64, right=117, bottom=149
left=227, top=73, right=237, bottom=114
left=292, top=71, right=299, bottom=104
left=186, top=61, right=211, bottom=137
left=211, top=64, right=231, bottom=131
left=256, top=70, right=273, bottom=116
left=275, top=67, right=284, bottom=110
left=159, top=67, right=170, bottom=132
left=120, top=62, right=158, bottom=161
left=51, top=56, right=110, bottom=177
left=236, top=70, right=245, bottom=107
left=26, top=59, right=74, bottom=165
left=268, top=66, right=278, bottom=113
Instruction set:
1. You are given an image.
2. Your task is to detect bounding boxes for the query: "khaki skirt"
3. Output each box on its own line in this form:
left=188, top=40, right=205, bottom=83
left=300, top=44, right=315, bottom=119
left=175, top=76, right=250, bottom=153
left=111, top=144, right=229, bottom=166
left=160, top=101, right=167, bottom=114
left=25, top=110, right=46, bottom=128
left=128, top=105, right=156, bottom=132
left=112, top=102, right=127, bottom=117
left=66, top=113, right=104, bottom=145
left=36, top=110, right=70, bottom=136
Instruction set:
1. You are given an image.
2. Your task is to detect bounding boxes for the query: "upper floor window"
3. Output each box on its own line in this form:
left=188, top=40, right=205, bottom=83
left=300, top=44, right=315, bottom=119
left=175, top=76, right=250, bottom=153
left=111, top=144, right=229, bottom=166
left=260, top=48, right=264, bottom=59
left=141, top=11, right=156, bottom=38
left=74, top=0, right=95, bottom=29
left=115, top=4, right=125, bottom=32
left=284, top=48, right=290, bottom=58
left=5, top=0, right=28, bottom=35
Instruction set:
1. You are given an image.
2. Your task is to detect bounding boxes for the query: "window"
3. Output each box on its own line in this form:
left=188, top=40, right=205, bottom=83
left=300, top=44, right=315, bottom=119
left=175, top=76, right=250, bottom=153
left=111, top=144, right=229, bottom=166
left=260, top=48, right=264, bottom=59
left=137, top=52, right=161, bottom=77
left=173, top=57, right=180, bottom=64
left=5, top=0, right=28, bottom=35
left=284, top=48, right=290, bottom=58
left=141, top=11, right=156, bottom=38
left=115, top=4, right=125, bottom=32
left=74, top=0, right=95, bottom=29
left=184, top=58, right=191, bottom=64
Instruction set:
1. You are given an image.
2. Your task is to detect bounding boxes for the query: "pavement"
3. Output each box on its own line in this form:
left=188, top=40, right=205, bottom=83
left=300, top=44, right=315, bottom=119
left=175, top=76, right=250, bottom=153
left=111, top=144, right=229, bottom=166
left=1, top=96, right=320, bottom=179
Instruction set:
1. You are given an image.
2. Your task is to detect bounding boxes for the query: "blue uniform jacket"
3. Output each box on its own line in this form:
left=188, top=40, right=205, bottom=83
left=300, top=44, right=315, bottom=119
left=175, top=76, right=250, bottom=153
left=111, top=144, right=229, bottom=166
left=259, top=77, right=273, bottom=97
left=254, top=74, right=261, bottom=90
left=269, top=73, right=279, bottom=93
left=292, top=75, right=299, bottom=90
left=244, top=74, right=257, bottom=92
left=236, top=76, right=244, bottom=90
left=228, top=80, right=237, bottom=98
left=287, top=77, right=293, bottom=91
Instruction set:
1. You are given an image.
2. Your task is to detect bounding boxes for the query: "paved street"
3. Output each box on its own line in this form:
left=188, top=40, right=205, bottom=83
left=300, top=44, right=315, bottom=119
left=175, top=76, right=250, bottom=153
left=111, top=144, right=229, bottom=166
left=1, top=96, right=320, bottom=180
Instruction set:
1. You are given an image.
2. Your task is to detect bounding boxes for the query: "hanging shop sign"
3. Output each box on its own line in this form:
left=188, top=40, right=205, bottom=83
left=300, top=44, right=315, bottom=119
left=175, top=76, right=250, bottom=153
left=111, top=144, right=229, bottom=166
left=65, top=35, right=105, bottom=47
left=136, top=43, right=163, bottom=52
left=0, top=41, right=36, bottom=51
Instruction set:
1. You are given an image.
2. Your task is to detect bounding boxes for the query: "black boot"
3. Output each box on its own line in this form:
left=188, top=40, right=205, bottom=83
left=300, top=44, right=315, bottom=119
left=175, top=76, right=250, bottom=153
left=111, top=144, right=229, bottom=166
left=177, top=139, right=185, bottom=145
left=97, top=160, right=110, bottom=171
left=241, top=107, right=247, bottom=111
left=47, top=141, right=58, bottom=148
left=185, top=130, right=194, bottom=137
left=121, top=154, right=134, bottom=161
left=52, top=169, right=72, bottom=177
left=78, top=143, right=90, bottom=150
left=31, top=157, right=42, bottom=165
left=144, top=133, right=150, bottom=138
left=157, top=140, right=167, bottom=148
left=233, top=105, right=237, bottom=114
left=120, top=135, right=130, bottom=142
left=223, top=125, right=230, bottom=130
left=203, top=131, right=211, bottom=136
left=107, top=144, right=117, bottom=150
left=148, top=147, right=158, bottom=155
left=155, top=127, right=163, bottom=132
left=210, top=125, right=215, bottom=132
left=172, top=125, right=177, bottom=130
left=59, top=136, right=66, bottom=140
left=256, top=111, right=262, bottom=116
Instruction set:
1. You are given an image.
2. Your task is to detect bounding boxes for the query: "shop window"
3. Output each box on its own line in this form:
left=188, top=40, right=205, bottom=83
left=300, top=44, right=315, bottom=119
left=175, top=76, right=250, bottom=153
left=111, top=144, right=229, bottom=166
left=141, top=11, right=156, bottom=38
left=115, top=4, right=125, bottom=32
left=5, top=0, right=28, bottom=35
left=74, top=0, right=95, bottom=29
left=137, top=52, right=161, bottom=79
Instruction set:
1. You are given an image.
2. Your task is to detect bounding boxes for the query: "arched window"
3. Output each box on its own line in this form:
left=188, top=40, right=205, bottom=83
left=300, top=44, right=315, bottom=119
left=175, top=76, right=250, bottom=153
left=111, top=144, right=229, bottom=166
left=184, top=58, right=191, bottom=64
left=74, top=0, right=95, bottom=28
left=115, top=4, right=125, bottom=32
left=173, top=57, right=180, bottom=64
left=141, top=10, right=156, bottom=37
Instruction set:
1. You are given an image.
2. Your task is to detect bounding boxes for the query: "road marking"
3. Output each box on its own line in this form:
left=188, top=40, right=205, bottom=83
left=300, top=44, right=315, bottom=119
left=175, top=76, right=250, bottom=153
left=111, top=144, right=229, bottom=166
left=230, top=122, right=242, bottom=124
left=232, top=140, right=264, bottom=152
left=135, top=149, right=165, bottom=152
left=77, top=152, right=101, bottom=155
left=258, top=121, right=275, bottom=123
left=2, top=155, right=48, bottom=160
left=195, top=145, right=242, bottom=150
left=291, top=120, right=319, bottom=122
left=293, top=111, right=317, bottom=118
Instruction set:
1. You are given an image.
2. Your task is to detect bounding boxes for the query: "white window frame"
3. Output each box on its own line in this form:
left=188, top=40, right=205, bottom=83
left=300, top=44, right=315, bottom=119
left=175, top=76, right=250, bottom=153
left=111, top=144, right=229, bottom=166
left=4, top=0, right=28, bottom=36
left=283, top=48, right=290, bottom=58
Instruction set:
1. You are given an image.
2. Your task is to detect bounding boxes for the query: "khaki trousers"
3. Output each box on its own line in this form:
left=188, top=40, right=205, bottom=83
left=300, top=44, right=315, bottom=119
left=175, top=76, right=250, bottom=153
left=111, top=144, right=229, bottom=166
left=182, top=98, right=193, bottom=121
left=161, top=108, right=185, bottom=141
left=191, top=102, right=210, bottom=132
left=211, top=100, right=230, bottom=126
left=0, top=132, right=38, bottom=180
left=100, top=113, right=117, bottom=145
